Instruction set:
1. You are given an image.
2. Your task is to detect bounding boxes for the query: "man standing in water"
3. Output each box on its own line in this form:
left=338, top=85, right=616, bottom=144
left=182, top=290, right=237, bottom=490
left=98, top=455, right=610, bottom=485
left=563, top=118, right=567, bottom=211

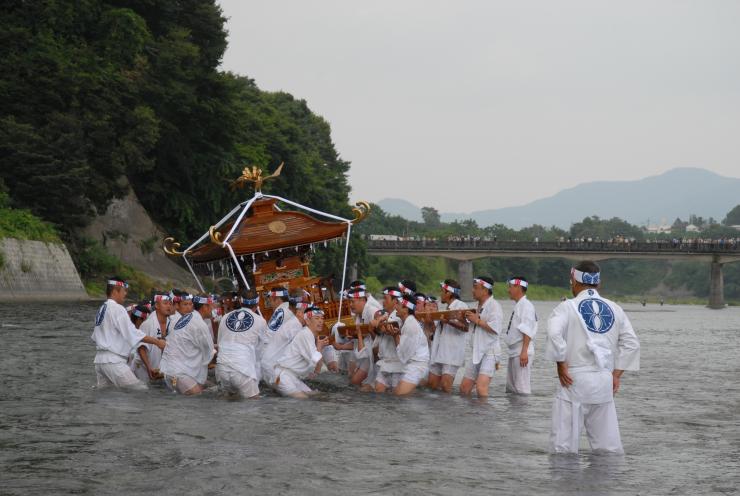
left=159, top=294, right=216, bottom=395
left=272, top=305, right=330, bottom=398
left=546, top=261, right=640, bottom=454
left=388, top=294, right=430, bottom=396
left=428, top=280, right=468, bottom=393
left=460, top=276, right=503, bottom=397
left=91, top=277, right=166, bottom=390
left=130, top=291, right=174, bottom=383
left=504, top=276, right=538, bottom=395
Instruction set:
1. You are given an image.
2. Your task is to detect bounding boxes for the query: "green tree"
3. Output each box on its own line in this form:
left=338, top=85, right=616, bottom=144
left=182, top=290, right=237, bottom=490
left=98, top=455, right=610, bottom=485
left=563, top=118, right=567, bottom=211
left=723, top=205, right=740, bottom=226
left=421, top=206, right=441, bottom=228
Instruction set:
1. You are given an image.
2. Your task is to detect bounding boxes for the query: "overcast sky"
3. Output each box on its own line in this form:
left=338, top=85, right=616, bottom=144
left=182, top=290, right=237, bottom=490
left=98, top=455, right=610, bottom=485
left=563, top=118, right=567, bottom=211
left=218, top=1, right=740, bottom=213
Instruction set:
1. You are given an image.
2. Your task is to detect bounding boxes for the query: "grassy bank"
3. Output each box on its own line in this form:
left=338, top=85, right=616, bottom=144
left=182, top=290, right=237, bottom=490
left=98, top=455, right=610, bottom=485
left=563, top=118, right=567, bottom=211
left=0, top=207, right=60, bottom=243
left=72, top=237, right=165, bottom=301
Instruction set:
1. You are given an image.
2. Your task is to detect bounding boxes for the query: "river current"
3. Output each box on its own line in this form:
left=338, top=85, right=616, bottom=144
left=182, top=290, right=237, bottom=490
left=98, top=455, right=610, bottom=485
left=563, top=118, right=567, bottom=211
left=0, top=301, right=738, bottom=495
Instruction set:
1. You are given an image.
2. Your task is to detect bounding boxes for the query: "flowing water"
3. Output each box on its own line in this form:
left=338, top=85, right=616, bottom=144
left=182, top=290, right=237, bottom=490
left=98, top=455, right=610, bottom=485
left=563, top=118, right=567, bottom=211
left=1, top=301, right=738, bottom=495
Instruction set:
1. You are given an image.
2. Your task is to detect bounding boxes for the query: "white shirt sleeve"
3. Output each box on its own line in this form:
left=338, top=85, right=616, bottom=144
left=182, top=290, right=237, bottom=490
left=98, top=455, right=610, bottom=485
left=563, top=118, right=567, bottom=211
left=197, top=321, right=216, bottom=364
left=396, top=322, right=420, bottom=365
left=615, top=310, right=640, bottom=371
left=297, top=330, right=323, bottom=366
left=545, top=302, right=569, bottom=362
left=119, top=307, right=146, bottom=351
left=516, top=302, right=537, bottom=339
left=483, top=301, right=502, bottom=335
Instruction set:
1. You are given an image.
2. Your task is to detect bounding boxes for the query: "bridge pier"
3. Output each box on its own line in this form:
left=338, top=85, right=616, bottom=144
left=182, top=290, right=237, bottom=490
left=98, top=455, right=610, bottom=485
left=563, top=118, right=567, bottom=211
left=458, top=260, right=473, bottom=301
left=708, top=259, right=725, bottom=309
left=348, top=263, right=358, bottom=284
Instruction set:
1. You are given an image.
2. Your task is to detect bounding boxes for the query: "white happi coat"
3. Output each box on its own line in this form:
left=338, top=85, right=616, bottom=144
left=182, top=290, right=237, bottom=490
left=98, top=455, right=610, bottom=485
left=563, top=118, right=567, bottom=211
left=260, top=303, right=303, bottom=383
left=397, top=315, right=430, bottom=367
left=469, top=295, right=503, bottom=365
left=429, top=298, right=469, bottom=366
left=159, top=311, right=215, bottom=384
left=505, top=295, right=537, bottom=358
left=217, top=308, right=264, bottom=381
left=91, top=299, right=146, bottom=364
left=132, top=311, right=170, bottom=370
left=276, top=326, right=323, bottom=379
left=354, top=300, right=382, bottom=362
left=546, top=289, right=640, bottom=405
left=376, top=310, right=403, bottom=373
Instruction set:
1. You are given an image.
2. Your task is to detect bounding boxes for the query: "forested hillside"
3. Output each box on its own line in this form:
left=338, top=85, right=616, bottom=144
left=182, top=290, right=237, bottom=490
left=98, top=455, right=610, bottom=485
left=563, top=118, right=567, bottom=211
left=0, top=0, right=358, bottom=283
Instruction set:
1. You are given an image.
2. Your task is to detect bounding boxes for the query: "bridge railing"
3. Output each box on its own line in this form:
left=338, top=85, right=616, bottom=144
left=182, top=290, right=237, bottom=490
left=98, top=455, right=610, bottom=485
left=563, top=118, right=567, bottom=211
left=365, top=239, right=740, bottom=254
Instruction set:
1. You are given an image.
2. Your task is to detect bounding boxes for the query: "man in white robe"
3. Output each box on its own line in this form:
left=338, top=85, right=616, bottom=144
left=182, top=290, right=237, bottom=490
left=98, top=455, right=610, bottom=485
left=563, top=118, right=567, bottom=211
left=159, top=295, right=216, bottom=395
left=271, top=306, right=331, bottom=398
left=428, top=280, right=469, bottom=393
left=171, top=289, right=193, bottom=324
left=372, top=287, right=404, bottom=392
left=504, top=276, right=538, bottom=395
left=91, top=277, right=166, bottom=390
left=259, top=287, right=303, bottom=385
left=216, top=295, right=265, bottom=399
left=239, top=293, right=269, bottom=381
left=387, top=294, right=430, bottom=396
left=345, top=288, right=381, bottom=389
left=460, top=276, right=503, bottom=397
left=546, top=261, right=640, bottom=454
left=130, top=291, right=174, bottom=382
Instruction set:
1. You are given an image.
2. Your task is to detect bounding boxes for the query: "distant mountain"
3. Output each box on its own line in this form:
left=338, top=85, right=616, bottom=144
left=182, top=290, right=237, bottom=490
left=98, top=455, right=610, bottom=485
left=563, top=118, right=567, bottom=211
left=376, top=198, right=424, bottom=222
left=377, top=168, right=740, bottom=229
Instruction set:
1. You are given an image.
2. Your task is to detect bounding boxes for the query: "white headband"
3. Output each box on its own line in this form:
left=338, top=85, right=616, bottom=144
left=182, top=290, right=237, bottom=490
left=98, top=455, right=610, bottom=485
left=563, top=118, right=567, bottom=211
left=107, top=280, right=128, bottom=288
left=399, top=298, right=416, bottom=311
left=507, top=278, right=528, bottom=288
left=440, top=282, right=460, bottom=295
left=398, top=282, right=414, bottom=296
left=571, top=268, right=600, bottom=285
left=304, top=307, right=324, bottom=318
left=474, top=278, right=493, bottom=289
left=242, top=295, right=259, bottom=306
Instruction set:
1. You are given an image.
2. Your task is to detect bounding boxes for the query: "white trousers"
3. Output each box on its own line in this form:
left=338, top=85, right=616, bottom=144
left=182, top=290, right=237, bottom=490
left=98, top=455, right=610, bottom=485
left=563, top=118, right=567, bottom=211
left=95, top=363, right=147, bottom=391
left=505, top=357, right=531, bottom=395
left=321, top=345, right=337, bottom=365
left=216, top=364, right=260, bottom=398
left=549, top=397, right=624, bottom=454
left=275, top=369, right=312, bottom=397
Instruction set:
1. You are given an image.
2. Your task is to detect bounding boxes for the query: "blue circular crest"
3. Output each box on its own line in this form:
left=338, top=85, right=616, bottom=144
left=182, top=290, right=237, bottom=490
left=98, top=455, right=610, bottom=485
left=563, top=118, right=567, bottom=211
left=577, top=298, right=615, bottom=334
left=268, top=308, right=284, bottom=332
left=95, top=303, right=107, bottom=327
left=174, top=313, right=193, bottom=330
left=226, top=310, right=254, bottom=333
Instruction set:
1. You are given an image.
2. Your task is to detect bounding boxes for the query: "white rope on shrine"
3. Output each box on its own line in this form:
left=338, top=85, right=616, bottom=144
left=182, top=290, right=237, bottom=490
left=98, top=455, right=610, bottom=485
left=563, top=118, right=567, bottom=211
left=179, top=190, right=355, bottom=313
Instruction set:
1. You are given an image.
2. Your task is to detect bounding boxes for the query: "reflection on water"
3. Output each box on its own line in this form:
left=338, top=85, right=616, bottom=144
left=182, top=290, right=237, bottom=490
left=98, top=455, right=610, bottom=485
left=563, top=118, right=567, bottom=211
left=0, top=301, right=739, bottom=495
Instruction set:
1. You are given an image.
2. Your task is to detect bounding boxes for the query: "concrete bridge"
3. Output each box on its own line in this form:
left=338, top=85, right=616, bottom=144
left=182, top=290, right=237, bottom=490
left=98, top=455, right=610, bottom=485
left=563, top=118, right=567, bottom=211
left=365, top=239, right=740, bottom=308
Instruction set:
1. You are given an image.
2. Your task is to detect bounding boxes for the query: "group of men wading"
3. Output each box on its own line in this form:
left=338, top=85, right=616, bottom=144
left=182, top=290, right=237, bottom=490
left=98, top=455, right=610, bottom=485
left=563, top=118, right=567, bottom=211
left=91, top=260, right=640, bottom=455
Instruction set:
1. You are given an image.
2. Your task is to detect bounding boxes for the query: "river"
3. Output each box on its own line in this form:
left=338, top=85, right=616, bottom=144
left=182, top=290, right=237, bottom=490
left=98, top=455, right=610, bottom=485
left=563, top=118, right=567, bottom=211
left=0, top=301, right=738, bottom=495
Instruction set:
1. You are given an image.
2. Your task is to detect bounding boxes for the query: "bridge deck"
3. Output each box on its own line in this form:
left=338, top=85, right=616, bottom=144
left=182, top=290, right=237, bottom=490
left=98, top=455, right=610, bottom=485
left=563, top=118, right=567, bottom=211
left=366, top=240, right=740, bottom=263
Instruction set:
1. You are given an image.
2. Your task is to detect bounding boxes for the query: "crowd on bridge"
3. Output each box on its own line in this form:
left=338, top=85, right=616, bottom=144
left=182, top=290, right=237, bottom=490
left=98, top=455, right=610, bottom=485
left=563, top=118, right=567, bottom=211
left=365, top=234, right=739, bottom=250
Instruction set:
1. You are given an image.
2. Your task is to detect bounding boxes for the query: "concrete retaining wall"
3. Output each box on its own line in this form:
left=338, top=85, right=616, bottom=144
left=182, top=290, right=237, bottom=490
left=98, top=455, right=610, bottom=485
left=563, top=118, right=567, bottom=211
left=0, top=238, right=88, bottom=301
